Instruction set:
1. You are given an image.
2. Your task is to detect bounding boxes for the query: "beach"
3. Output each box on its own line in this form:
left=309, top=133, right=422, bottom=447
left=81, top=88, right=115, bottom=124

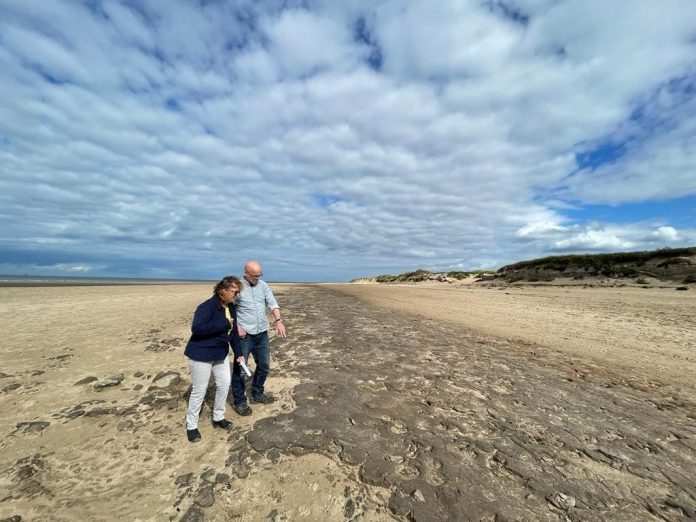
left=1, top=282, right=694, bottom=521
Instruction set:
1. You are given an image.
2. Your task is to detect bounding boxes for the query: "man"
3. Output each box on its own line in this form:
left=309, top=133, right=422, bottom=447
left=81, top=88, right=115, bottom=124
left=230, top=260, right=287, bottom=416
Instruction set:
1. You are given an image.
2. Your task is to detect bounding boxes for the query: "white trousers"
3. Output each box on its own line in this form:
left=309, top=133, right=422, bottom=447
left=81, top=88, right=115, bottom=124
left=186, top=356, right=230, bottom=430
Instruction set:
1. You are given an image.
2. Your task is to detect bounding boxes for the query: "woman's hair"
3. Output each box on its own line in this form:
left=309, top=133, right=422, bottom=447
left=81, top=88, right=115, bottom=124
left=213, top=275, right=242, bottom=298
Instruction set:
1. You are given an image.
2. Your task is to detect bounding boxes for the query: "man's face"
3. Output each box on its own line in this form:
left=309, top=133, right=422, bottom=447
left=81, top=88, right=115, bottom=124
left=244, top=266, right=263, bottom=285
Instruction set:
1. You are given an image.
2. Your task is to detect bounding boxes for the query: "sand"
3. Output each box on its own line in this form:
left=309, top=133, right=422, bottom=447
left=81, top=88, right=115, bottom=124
left=335, top=284, right=696, bottom=388
left=0, top=282, right=694, bottom=521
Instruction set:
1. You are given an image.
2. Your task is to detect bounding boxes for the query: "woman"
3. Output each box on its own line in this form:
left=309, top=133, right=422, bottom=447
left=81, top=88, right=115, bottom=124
left=184, top=276, right=245, bottom=443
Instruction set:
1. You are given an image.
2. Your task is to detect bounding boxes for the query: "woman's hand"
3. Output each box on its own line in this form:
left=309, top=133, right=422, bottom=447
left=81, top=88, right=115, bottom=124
left=236, top=356, right=246, bottom=365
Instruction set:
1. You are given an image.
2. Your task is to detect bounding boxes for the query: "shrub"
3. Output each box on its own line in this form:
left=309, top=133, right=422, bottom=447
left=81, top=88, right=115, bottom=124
left=617, top=266, right=639, bottom=278
left=446, top=271, right=472, bottom=280
left=542, top=262, right=568, bottom=271
left=397, top=269, right=432, bottom=282
left=658, top=257, right=689, bottom=267
left=528, top=274, right=555, bottom=282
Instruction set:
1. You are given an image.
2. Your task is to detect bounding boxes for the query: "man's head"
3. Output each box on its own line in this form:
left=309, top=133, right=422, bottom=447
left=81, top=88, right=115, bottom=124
left=243, top=260, right=263, bottom=285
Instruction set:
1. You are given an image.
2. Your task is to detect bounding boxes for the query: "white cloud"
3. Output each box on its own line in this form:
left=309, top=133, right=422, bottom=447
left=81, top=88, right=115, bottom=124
left=102, top=2, right=156, bottom=50
left=377, top=2, right=523, bottom=79
left=54, top=264, right=93, bottom=273
left=564, top=99, right=696, bottom=203
left=553, top=228, right=635, bottom=251
left=517, top=221, right=695, bottom=256
left=653, top=226, right=680, bottom=243
left=516, top=220, right=569, bottom=238
left=262, top=9, right=360, bottom=77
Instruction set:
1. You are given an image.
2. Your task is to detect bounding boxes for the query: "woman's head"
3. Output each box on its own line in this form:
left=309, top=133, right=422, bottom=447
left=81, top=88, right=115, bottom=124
left=214, top=275, right=243, bottom=303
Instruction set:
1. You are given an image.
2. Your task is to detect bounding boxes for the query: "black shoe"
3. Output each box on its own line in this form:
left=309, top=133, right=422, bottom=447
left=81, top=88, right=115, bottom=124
left=187, top=428, right=201, bottom=443
left=250, top=394, right=275, bottom=404
left=212, top=419, right=233, bottom=430
left=233, top=403, right=253, bottom=416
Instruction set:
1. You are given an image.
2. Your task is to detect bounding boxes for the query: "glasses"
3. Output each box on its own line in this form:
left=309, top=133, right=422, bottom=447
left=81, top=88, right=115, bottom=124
left=247, top=272, right=263, bottom=279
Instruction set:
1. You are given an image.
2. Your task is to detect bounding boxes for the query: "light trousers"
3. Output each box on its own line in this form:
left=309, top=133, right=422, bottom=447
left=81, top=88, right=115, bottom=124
left=186, top=356, right=230, bottom=430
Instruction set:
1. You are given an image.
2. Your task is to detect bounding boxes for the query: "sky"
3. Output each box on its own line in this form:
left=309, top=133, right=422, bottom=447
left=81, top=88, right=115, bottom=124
left=1, top=0, right=696, bottom=282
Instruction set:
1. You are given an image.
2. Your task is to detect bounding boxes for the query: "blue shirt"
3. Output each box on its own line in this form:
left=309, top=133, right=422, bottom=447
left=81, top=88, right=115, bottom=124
left=235, top=278, right=279, bottom=334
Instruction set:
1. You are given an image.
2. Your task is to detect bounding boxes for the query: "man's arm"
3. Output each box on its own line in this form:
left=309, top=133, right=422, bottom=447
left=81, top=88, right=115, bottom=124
left=270, top=307, right=287, bottom=338
left=264, top=283, right=286, bottom=338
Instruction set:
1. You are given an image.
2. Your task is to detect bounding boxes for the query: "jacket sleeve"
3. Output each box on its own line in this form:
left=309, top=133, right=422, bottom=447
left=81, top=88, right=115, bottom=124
left=228, top=305, right=243, bottom=359
left=191, top=301, right=230, bottom=336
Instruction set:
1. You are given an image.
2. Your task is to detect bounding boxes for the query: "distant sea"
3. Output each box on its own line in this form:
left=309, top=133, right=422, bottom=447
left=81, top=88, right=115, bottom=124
left=0, top=274, right=212, bottom=287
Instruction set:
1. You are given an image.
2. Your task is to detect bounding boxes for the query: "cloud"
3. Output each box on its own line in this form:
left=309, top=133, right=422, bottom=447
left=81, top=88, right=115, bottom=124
left=516, top=221, right=694, bottom=254
left=1, top=0, right=695, bottom=281
left=261, top=9, right=361, bottom=77
left=652, top=226, right=680, bottom=243
left=552, top=228, right=636, bottom=251
left=565, top=72, right=696, bottom=204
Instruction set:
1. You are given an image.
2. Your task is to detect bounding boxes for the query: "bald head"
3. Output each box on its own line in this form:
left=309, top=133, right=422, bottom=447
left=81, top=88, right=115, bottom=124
left=243, top=260, right=263, bottom=285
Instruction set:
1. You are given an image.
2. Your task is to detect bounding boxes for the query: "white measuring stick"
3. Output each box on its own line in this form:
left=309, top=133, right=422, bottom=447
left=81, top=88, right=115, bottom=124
left=240, top=360, right=252, bottom=377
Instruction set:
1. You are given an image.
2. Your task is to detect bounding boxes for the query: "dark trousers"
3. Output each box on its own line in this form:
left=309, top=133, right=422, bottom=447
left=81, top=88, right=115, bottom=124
left=231, top=330, right=270, bottom=405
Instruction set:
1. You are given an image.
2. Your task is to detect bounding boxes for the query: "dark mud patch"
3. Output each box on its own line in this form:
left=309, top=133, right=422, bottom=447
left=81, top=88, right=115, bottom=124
left=11, top=421, right=50, bottom=436
left=1, top=454, right=53, bottom=502
left=240, top=286, right=696, bottom=521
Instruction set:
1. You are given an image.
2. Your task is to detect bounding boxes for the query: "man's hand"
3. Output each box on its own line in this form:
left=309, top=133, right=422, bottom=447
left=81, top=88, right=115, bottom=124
left=275, top=320, right=287, bottom=338
left=237, top=324, right=246, bottom=338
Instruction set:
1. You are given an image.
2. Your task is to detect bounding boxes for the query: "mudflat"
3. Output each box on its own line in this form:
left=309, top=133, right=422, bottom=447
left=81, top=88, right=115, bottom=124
left=0, top=283, right=694, bottom=521
left=336, top=284, right=696, bottom=388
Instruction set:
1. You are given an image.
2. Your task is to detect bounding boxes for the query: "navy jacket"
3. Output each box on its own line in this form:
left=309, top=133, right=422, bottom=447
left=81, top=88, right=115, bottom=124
left=184, top=295, right=242, bottom=362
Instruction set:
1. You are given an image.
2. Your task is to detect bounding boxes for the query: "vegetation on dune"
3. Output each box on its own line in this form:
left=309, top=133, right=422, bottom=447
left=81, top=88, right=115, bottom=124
left=445, top=270, right=490, bottom=279
left=352, top=247, right=696, bottom=284
left=375, top=269, right=432, bottom=283
left=499, top=247, right=696, bottom=272
left=352, top=269, right=493, bottom=284
left=497, top=247, right=696, bottom=283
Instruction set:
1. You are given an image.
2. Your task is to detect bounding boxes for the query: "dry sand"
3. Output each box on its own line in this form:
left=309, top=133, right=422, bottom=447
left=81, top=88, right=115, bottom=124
left=0, top=282, right=694, bottom=521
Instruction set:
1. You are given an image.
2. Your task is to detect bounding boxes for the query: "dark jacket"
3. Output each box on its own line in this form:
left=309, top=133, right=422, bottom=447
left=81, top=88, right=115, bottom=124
left=184, top=295, right=242, bottom=362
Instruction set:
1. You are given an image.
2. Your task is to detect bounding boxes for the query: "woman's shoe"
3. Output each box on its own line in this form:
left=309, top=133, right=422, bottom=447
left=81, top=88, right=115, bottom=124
left=187, top=428, right=201, bottom=443
left=212, top=419, right=233, bottom=430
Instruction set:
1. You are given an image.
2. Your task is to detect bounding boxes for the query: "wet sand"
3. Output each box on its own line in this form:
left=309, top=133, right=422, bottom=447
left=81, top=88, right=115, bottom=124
left=0, top=283, right=694, bottom=521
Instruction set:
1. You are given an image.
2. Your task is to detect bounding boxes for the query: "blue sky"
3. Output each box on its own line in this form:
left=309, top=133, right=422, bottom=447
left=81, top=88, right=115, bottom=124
left=1, top=0, right=695, bottom=281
